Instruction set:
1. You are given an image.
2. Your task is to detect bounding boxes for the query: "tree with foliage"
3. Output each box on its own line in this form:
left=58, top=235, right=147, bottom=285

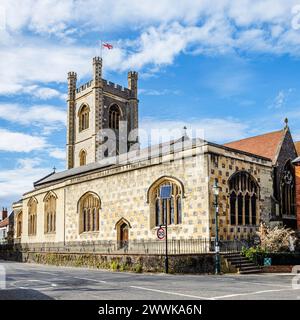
left=257, top=223, right=296, bottom=253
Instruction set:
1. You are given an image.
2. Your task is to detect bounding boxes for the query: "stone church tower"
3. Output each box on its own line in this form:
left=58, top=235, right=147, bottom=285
left=66, top=57, right=139, bottom=169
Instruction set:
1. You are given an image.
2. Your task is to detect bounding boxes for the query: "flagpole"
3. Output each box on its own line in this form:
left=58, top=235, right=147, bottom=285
left=100, top=40, right=102, bottom=59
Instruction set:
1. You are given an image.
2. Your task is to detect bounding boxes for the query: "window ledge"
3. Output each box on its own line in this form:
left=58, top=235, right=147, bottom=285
left=79, top=231, right=100, bottom=235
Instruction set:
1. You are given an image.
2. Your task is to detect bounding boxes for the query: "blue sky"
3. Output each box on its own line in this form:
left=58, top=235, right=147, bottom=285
left=2, top=0, right=300, bottom=208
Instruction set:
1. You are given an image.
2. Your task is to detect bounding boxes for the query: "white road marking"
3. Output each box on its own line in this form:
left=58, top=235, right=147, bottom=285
left=212, top=287, right=300, bottom=299
left=11, top=279, right=58, bottom=291
left=130, top=285, right=213, bottom=300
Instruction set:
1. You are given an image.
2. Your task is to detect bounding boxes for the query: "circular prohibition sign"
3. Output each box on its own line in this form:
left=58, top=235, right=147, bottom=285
left=157, top=227, right=165, bottom=240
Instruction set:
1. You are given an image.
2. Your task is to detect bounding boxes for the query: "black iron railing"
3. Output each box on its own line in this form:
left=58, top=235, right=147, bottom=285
left=0, top=239, right=251, bottom=255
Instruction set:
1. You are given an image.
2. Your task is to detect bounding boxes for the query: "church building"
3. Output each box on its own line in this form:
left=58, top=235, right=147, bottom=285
left=12, top=57, right=300, bottom=246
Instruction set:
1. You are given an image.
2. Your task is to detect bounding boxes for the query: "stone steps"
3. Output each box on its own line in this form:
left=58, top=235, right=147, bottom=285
left=223, top=253, right=261, bottom=274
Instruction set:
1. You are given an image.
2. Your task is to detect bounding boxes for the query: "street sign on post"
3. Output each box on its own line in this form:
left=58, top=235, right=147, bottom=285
left=159, top=185, right=172, bottom=274
left=157, top=227, right=165, bottom=240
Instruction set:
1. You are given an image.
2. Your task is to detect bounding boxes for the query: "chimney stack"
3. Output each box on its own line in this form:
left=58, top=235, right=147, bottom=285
left=1, top=207, right=8, bottom=220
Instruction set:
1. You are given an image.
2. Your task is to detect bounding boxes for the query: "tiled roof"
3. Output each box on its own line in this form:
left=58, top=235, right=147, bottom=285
left=0, top=217, right=8, bottom=228
left=294, top=141, right=300, bottom=156
left=31, top=135, right=272, bottom=189
left=33, top=136, right=200, bottom=187
left=224, top=130, right=285, bottom=161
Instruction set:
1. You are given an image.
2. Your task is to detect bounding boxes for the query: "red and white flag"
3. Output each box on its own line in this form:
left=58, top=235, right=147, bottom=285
left=102, top=42, right=113, bottom=50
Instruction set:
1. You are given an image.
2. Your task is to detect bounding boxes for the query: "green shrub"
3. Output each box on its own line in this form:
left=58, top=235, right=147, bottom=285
left=110, top=261, right=119, bottom=271
left=242, top=246, right=266, bottom=263
left=134, top=263, right=143, bottom=273
left=119, top=263, right=130, bottom=272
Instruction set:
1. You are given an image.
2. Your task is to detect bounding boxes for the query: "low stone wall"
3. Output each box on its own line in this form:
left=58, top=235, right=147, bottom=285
left=262, top=265, right=295, bottom=273
left=0, top=248, right=217, bottom=274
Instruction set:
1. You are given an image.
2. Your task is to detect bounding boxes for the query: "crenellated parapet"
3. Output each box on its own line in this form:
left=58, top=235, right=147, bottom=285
left=102, top=79, right=131, bottom=98
left=66, top=57, right=139, bottom=168
left=76, top=80, right=93, bottom=93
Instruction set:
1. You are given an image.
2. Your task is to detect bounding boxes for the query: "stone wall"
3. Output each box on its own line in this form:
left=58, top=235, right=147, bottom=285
left=20, top=148, right=210, bottom=244
left=262, top=265, right=294, bottom=273
left=0, top=247, right=216, bottom=274
left=70, top=57, right=138, bottom=169
left=16, top=140, right=275, bottom=245
left=206, top=143, right=273, bottom=240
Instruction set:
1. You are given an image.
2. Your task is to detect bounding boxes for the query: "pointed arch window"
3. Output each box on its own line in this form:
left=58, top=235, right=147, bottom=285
left=16, top=211, right=23, bottom=237
left=148, top=178, right=183, bottom=227
left=79, top=149, right=87, bottom=166
left=280, top=160, right=295, bottom=217
left=78, top=104, right=90, bottom=131
left=28, top=198, right=37, bottom=236
left=228, top=171, right=259, bottom=226
left=78, top=193, right=100, bottom=233
left=44, top=192, right=56, bottom=233
left=109, top=104, right=121, bottom=130
left=230, top=192, right=236, bottom=225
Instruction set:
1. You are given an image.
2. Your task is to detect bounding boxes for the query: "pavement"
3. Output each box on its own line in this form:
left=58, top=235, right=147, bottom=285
left=0, top=260, right=299, bottom=300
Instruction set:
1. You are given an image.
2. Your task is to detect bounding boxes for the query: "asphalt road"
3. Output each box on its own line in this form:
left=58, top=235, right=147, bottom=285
left=0, top=260, right=299, bottom=300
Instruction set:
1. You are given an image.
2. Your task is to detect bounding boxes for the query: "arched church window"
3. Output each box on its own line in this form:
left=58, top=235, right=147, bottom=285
left=280, top=160, right=295, bottom=216
left=228, top=171, right=259, bottom=226
left=251, top=195, right=257, bottom=225
left=44, top=192, right=57, bottom=233
left=109, top=104, right=121, bottom=130
left=16, top=211, right=23, bottom=237
left=79, top=104, right=90, bottom=131
left=230, top=192, right=236, bottom=225
left=78, top=192, right=100, bottom=233
left=28, top=197, right=37, bottom=236
left=149, top=178, right=183, bottom=227
left=79, top=149, right=87, bottom=166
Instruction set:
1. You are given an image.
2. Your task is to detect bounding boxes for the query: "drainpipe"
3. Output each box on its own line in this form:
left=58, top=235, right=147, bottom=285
left=63, top=188, right=66, bottom=245
left=292, top=157, right=300, bottom=231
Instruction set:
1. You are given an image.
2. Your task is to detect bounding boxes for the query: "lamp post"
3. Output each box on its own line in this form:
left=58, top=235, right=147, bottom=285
left=160, top=185, right=172, bottom=274
left=212, top=179, right=221, bottom=275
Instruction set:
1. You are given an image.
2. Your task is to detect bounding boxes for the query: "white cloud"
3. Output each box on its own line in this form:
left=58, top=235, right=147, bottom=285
left=2, top=0, right=74, bottom=35
left=0, top=104, right=66, bottom=128
left=0, top=158, right=51, bottom=206
left=0, top=128, right=46, bottom=152
left=0, top=43, right=94, bottom=95
left=2, top=1, right=294, bottom=37
left=140, top=117, right=249, bottom=146
left=22, top=85, right=66, bottom=100
left=1, top=1, right=300, bottom=93
left=268, top=88, right=294, bottom=109
left=139, top=88, right=181, bottom=96
left=49, top=148, right=66, bottom=160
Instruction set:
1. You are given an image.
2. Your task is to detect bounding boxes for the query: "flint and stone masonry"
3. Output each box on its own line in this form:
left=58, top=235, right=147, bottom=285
left=12, top=57, right=299, bottom=247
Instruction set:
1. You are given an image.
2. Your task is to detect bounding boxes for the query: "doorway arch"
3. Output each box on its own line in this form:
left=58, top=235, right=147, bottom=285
left=115, top=217, right=131, bottom=248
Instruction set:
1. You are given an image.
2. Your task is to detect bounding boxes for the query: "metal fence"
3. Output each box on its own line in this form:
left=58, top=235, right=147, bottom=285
left=0, top=239, right=251, bottom=255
